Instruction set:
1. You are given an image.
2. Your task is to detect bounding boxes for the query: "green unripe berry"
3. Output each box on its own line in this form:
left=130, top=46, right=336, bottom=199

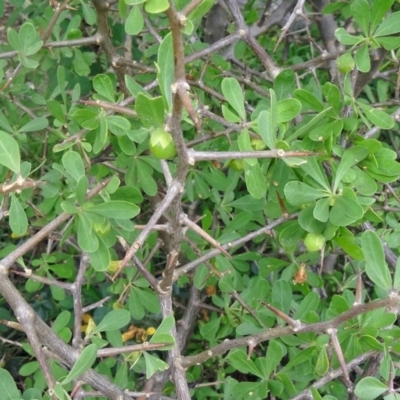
left=304, top=233, right=326, bottom=252
left=149, top=128, right=177, bottom=159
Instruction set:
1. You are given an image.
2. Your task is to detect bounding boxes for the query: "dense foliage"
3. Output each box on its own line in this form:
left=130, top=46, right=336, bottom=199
left=0, top=0, right=400, bottom=399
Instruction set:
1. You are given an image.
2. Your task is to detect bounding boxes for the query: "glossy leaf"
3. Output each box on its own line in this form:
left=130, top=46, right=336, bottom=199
left=9, top=195, right=28, bottom=236
left=293, top=89, right=324, bottom=112
left=135, top=93, right=164, bottom=127
left=77, top=213, right=99, bottom=253
left=221, top=77, right=245, bottom=121
left=244, top=162, right=267, bottom=199
left=333, top=146, right=369, bottom=192
left=0, top=368, right=20, bottom=400
left=125, top=5, right=144, bottom=35
left=85, top=200, right=140, bottom=219
left=19, top=117, right=48, bottom=133
left=374, top=11, right=400, bottom=37
left=143, top=351, right=169, bottom=379
left=329, top=196, right=364, bottom=226
left=370, top=0, right=394, bottom=33
left=276, top=98, right=301, bottom=122
left=93, top=74, right=115, bottom=103
left=157, top=33, right=173, bottom=109
left=0, top=130, right=20, bottom=173
left=350, top=0, right=370, bottom=35
left=361, top=231, right=392, bottom=290
left=315, top=346, right=329, bottom=376
left=284, top=181, right=327, bottom=206
left=354, top=377, right=388, bottom=400
left=258, top=110, right=276, bottom=149
left=62, top=151, right=85, bottom=182
left=273, top=69, right=295, bottom=100
left=89, top=235, right=111, bottom=272
left=62, top=344, right=97, bottom=384
left=92, top=309, right=131, bottom=334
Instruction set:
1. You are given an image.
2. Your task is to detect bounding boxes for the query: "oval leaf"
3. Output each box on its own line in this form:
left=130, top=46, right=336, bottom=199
left=361, top=231, right=392, bottom=290
left=62, top=343, right=97, bottom=384
left=86, top=201, right=140, bottom=219
left=0, top=130, right=20, bottom=173
left=92, top=309, right=131, bottom=334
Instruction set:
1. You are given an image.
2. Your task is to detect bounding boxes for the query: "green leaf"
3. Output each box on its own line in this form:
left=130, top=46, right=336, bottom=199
left=62, top=151, right=85, bottom=182
left=82, top=2, right=97, bottom=25
left=18, top=22, right=41, bottom=54
left=125, top=5, right=144, bottom=35
left=125, top=0, right=146, bottom=4
left=271, top=279, right=292, bottom=314
left=370, top=0, right=394, bottom=33
left=62, top=344, right=97, bottom=384
left=143, top=351, right=169, bottom=379
left=273, top=69, right=295, bottom=100
left=258, top=110, right=276, bottom=149
left=77, top=213, right=99, bottom=253
left=293, top=89, right=324, bottom=112
left=293, top=292, right=320, bottom=320
left=93, top=74, right=115, bottom=103
left=85, top=201, right=140, bottom=219
left=393, top=258, right=400, bottom=290
left=0, top=130, right=21, bottom=173
left=92, top=309, right=131, bottom=334
left=309, top=119, right=343, bottom=142
left=374, top=11, right=400, bottom=37
left=354, top=167, right=377, bottom=196
left=276, top=98, right=301, bottom=122
left=145, top=0, right=169, bottom=13
left=315, top=346, right=329, bottom=376
left=284, top=181, right=327, bottom=206
left=150, top=315, right=175, bottom=343
left=286, top=107, right=332, bottom=142
left=357, top=103, right=394, bottom=129
left=221, top=77, right=245, bottom=121
left=7, top=28, right=20, bottom=51
left=354, top=377, right=388, bottom=400
left=355, top=44, right=371, bottom=73
left=238, top=130, right=256, bottom=166
left=298, top=206, right=325, bottom=234
left=228, top=349, right=263, bottom=378
left=323, top=82, right=341, bottom=113
left=329, top=196, right=364, bottom=226
left=9, top=195, right=28, bottom=236
left=300, top=157, right=331, bottom=191
left=281, top=346, right=316, bottom=371
left=107, top=116, right=131, bottom=136
left=244, top=162, right=267, bottom=200
left=157, top=33, right=174, bottom=109
left=361, top=231, right=392, bottom=290
left=314, top=197, right=330, bottom=223
left=335, top=27, right=365, bottom=45
left=89, top=235, right=110, bottom=271
left=76, top=176, right=88, bottom=206
left=333, top=146, right=369, bottom=193
left=19, top=117, right=48, bottom=133
left=135, top=94, right=164, bottom=127
left=0, top=368, right=20, bottom=400
left=263, top=341, right=284, bottom=377
left=335, top=227, right=364, bottom=260
left=125, top=75, right=150, bottom=97
left=351, top=0, right=370, bottom=35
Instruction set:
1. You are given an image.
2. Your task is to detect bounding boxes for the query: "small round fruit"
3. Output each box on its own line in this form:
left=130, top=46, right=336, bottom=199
left=304, top=233, right=326, bottom=252
left=229, top=159, right=245, bottom=172
left=336, top=53, right=355, bottom=74
left=251, top=138, right=267, bottom=150
left=149, top=128, right=177, bottom=159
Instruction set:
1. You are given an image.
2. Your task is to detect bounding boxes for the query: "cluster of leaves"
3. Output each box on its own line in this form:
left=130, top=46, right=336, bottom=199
left=0, top=0, right=400, bottom=399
